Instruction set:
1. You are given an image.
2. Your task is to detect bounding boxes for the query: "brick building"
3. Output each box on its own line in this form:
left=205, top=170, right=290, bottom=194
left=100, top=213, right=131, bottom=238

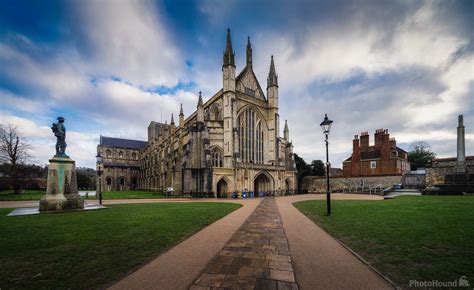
left=343, top=129, right=410, bottom=177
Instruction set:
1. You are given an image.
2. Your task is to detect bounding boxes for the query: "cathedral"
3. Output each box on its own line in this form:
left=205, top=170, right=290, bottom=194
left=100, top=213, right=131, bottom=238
left=96, top=29, right=297, bottom=197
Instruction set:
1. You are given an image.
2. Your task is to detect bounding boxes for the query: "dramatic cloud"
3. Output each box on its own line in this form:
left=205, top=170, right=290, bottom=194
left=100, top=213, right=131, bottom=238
left=0, top=0, right=472, bottom=168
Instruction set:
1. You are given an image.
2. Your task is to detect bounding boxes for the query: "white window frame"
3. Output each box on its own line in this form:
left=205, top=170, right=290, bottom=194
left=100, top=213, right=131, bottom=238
left=370, top=161, right=377, bottom=169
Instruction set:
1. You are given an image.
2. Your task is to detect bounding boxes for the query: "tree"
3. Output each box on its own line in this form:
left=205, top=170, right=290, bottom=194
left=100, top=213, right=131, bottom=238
left=0, top=124, right=31, bottom=194
left=294, top=153, right=311, bottom=192
left=310, top=160, right=325, bottom=176
left=408, top=141, right=436, bottom=170
left=76, top=167, right=96, bottom=190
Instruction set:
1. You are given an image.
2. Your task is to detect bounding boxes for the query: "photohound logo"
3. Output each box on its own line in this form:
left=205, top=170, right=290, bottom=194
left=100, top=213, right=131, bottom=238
left=408, top=276, right=470, bottom=288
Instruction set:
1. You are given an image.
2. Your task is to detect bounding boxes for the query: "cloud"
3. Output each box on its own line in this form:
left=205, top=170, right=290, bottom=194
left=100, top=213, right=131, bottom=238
left=72, top=0, right=185, bottom=88
left=0, top=114, right=98, bottom=167
left=0, top=0, right=472, bottom=171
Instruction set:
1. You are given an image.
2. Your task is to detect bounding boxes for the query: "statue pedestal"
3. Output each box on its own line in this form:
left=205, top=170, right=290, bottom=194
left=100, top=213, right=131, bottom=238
left=39, top=156, right=84, bottom=213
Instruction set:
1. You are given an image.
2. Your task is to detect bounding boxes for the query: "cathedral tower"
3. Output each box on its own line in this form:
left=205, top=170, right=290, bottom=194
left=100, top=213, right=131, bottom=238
left=222, top=29, right=236, bottom=167
left=267, top=55, right=280, bottom=164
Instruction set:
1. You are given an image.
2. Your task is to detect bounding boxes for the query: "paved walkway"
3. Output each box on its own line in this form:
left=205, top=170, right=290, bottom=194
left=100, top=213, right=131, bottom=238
left=191, top=198, right=298, bottom=289
left=276, top=195, right=392, bottom=290
left=4, top=194, right=393, bottom=289
left=110, top=198, right=262, bottom=290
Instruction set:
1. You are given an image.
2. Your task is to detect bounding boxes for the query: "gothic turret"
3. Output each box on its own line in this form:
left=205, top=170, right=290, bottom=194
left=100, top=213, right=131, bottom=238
left=223, top=28, right=235, bottom=67
left=223, top=29, right=236, bottom=93
left=284, top=119, right=289, bottom=141
left=197, top=91, right=204, bottom=122
left=170, top=113, right=175, bottom=135
left=267, top=55, right=279, bottom=109
left=246, top=37, right=252, bottom=68
left=267, top=55, right=278, bottom=88
left=179, top=103, right=184, bottom=128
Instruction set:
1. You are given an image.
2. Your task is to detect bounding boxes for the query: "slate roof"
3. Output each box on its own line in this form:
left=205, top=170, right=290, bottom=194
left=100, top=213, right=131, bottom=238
left=100, top=136, right=148, bottom=149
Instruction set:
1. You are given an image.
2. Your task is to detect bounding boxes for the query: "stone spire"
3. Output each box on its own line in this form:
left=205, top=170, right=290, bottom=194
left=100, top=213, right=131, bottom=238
left=267, top=55, right=278, bottom=88
left=246, top=36, right=252, bottom=68
left=223, top=28, right=235, bottom=67
left=197, top=91, right=203, bottom=108
left=457, top=114, right=466, bottom=167
left=197, top=91, right=204, bottom=122
left=284, top=119, right=289, bottom=141
left=170, top=113, right=175, bottom=125
left=179, top=103, right=184, bottom=128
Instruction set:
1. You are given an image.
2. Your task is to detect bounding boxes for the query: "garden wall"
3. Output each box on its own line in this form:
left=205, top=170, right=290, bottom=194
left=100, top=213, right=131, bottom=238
left=426, top=157, right=474, bottom=187
left=301, top=175, right=403, bottom=194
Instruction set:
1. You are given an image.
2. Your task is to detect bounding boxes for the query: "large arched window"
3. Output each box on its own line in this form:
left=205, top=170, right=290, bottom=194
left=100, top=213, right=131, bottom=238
left=106, top=150, right=112, bottom=158
left=238, top=108, right=264, bottom=164
left=211, top=147, right=223, bottom=167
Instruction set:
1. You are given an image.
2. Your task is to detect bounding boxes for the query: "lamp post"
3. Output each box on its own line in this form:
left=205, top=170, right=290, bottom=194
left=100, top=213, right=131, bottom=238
left=320, top=114, right=333, bottom=216
left=95, top=153, right=103, bottom=205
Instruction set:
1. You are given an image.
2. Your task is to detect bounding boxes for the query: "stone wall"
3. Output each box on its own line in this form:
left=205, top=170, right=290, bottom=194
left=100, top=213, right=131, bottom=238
left=301, top=175, right=403, bottom=194
left=426, top=157, right=474, bottom=187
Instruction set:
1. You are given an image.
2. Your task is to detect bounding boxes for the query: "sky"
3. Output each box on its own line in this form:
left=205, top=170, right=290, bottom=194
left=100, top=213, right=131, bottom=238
left=0, top=0, right=472, bottom=169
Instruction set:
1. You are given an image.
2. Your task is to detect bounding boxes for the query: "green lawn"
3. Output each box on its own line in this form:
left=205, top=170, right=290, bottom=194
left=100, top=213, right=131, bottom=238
left=294, top=196, right=474, bottom=288
left=0, top=202, right=241, bottom=289
left=0, top=190, right=45, bottom=201
left=0, top=190, right=166, bottom=201
left=92, top=190, right=166, bottom=199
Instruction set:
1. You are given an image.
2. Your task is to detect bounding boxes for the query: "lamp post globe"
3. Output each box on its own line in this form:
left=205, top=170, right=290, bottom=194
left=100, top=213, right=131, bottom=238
left=320, top=114, right=333, bottom=216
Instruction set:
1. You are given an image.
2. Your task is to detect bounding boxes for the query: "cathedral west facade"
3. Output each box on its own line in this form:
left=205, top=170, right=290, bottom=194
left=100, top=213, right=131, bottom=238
left=97, top=29, right=297, bottom=197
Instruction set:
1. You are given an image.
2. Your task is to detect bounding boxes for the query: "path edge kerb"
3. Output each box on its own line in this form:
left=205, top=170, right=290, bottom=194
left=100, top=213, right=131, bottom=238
left=290, top=201, right=398, bottom=290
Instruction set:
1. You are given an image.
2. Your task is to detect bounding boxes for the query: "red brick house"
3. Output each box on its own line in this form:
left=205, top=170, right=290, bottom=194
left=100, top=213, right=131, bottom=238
left=343, top=129, right=410, bottom=177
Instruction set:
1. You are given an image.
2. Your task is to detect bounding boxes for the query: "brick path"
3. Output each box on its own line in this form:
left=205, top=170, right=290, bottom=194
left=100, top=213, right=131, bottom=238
left=190, top=198, right=298, bottom=289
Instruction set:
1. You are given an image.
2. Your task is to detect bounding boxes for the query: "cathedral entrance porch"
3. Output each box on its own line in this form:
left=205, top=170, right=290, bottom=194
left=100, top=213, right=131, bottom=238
left=254, top=172, right=273, bottom=196
left=216, top=178, right=228, bottom=198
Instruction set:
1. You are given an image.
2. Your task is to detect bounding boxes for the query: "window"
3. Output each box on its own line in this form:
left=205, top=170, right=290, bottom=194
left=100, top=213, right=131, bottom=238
left=245, top=87, right=255, bottom=97
left=132, top=152, right=137, bottom=160
left=106, top=150, right=112, bottom=158
left=238, top=108, right=264, bottom=164
left=211, top=147, right=223, bottom=167
left=119, top=151, right=123, bottom=159
left=370, top=161, right=377, bottom=169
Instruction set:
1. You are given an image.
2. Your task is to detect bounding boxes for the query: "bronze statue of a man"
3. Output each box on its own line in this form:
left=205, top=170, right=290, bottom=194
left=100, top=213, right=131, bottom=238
left=52, top=116, right=68, bottom=157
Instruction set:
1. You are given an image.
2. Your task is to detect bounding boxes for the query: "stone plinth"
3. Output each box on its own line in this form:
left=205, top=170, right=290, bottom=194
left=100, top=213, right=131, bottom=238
left=39, top=156, right=84, bottom=213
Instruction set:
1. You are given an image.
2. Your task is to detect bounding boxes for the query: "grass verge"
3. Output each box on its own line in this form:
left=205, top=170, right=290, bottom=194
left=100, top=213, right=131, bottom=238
left=0, top=202, right=241, bottom=288
left=294, top=196, right=474, bottom=288
left=0, top=190, right=45, bottom=201
left=92, top=190, right=166, bottom=199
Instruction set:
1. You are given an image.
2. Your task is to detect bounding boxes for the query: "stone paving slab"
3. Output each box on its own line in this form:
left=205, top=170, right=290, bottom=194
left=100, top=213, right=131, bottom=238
left=190, top=197, right=298, bottom=289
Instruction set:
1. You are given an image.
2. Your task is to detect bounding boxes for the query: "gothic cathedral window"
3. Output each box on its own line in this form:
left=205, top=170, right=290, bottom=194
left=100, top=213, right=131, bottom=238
left=211, top=147, right=223, bottom=167
left=238, top=108, right=264, bottom=164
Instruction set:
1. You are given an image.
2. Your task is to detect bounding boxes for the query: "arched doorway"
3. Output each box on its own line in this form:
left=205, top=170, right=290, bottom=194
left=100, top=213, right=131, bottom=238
left=254, top=172, right=272, bottom=196
left=217, top=178, right=228, bottom=198
left=285, top=178, right=291, bottom=194
left=106, top=177, right=112, bottom=192
left=119, top=177, right=125, bottom=191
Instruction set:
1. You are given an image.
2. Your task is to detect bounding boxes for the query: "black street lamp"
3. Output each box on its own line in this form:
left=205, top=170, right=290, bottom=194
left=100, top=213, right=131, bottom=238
left=95, top=153, right=103, bottom=205
left=320, top=114, right=333, bottom=216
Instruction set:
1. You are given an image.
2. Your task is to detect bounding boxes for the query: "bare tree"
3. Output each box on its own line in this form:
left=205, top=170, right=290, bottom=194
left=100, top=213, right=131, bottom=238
left=0, top=124, right=31, bottom=194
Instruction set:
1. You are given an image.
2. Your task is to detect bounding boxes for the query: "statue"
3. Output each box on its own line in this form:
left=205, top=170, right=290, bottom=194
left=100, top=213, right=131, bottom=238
left=51, top=116, right=68, bottom=157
